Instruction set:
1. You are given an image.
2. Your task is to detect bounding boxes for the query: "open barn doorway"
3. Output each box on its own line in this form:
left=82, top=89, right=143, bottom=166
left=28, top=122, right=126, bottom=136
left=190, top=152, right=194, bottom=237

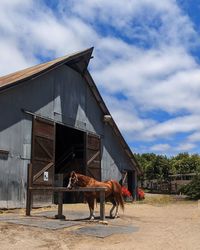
left=121, top=170, right=136, bottom=200
left=55, top=123, right=85, bottom=203
left=30, top=116, right=101, bottom=205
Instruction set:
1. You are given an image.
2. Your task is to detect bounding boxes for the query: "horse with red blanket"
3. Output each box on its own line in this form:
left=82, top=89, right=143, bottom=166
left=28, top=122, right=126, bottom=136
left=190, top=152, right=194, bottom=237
left=67, top=171, right=124, bottom=220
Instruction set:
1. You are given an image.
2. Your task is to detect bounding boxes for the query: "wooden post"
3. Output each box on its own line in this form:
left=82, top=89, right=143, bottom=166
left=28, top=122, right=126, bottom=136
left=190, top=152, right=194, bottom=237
left=26, top=164, right=32, bottom=216
left=175, top=183, right=177, bottom=194
left=99, top=190, right=105, bottom=221
left=169, top=182, right=172, bottom=194
left=55, top=192, right=65, bottom=220
left=133, top=170, right=138, bottom=201
left=55, top=174, right=65, bottom=220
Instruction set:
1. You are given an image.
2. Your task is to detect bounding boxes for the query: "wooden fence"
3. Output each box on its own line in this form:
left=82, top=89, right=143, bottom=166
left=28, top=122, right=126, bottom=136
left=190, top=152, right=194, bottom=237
left=144, top=181, right=187, bottom=194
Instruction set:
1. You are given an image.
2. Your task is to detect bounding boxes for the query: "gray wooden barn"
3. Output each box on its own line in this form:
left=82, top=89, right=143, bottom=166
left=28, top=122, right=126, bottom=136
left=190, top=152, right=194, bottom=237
left=0, top=48, right=140, bottom=208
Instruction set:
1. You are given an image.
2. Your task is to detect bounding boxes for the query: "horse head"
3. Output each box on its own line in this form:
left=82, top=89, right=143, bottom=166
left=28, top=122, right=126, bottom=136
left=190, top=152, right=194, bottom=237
left=67, top=171, right=78, bottom=189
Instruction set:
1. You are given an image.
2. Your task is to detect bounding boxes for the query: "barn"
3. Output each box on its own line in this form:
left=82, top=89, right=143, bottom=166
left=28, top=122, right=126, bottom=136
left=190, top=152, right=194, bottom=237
left=0, top=47, right=141, bottom=208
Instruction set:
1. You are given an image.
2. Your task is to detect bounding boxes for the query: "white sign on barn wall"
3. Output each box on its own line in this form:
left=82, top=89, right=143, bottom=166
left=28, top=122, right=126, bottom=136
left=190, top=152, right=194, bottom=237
left=44, top=172, right=49, bottom=181
left=22, top=143, right=31, bottom=159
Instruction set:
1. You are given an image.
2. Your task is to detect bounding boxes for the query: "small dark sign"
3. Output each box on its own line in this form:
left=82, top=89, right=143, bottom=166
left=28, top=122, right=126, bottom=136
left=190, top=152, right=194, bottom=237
left=0, top=150, right=9, bottom=160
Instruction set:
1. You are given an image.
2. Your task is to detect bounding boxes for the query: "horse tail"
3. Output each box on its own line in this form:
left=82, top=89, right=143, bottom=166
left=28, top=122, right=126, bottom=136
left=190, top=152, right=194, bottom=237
left=111, top=180, right=124, bottom=211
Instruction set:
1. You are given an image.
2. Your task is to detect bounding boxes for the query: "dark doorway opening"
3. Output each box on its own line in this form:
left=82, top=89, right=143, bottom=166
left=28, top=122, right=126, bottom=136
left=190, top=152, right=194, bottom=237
left=55, top=123, right=85, bottom=203
left=127, top=171, right=137, bottom=199
left=121, top=170, right=135, bottom=198
left=127, top=171, right=134, bottom=195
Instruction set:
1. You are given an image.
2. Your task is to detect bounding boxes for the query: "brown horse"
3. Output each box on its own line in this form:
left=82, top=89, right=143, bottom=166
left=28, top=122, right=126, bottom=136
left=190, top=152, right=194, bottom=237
left=67, top=171, right=124, bottom=220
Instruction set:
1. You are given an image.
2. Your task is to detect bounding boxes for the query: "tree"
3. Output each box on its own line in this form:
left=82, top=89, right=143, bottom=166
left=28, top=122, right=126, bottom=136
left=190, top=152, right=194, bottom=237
left=135, top=153, right=157, bottom=182
left=180, top=175, right=200, bottom=200
left=154, top=155, right=170, bottom=180
left=135, top=152, right=200, bottom=184
left=190, top=154, right=200, bottom=172
left=170, top=153, right=200, bottom=174
left=135, top=153, right=170, bottom=181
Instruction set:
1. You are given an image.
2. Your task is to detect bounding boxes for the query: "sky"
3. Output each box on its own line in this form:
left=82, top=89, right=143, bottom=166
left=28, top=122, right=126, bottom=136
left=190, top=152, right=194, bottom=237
left=0, top=0, right=200, bottom=156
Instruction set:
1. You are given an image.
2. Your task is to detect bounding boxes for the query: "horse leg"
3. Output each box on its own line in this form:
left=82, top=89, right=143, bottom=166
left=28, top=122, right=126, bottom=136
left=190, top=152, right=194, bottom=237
left=87, top=198, right=95, bottom=220
left=110, top=203, right=115, bottom=218
left=109, top=198, right=116, bottom=218
left=109, top=198, right=120, bottom=218
left=113, top=202, right=119, bottom=218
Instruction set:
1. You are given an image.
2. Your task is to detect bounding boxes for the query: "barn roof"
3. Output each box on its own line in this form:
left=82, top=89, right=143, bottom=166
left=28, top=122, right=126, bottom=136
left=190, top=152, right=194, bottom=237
left=0, top=47, right=93, bottom=91
left=0, top=48, right=141, bottom=174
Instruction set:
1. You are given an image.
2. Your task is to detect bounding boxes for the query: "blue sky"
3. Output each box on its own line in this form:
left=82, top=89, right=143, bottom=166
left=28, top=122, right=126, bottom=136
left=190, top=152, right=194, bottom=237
left=1, top=0, right=200, bottom=156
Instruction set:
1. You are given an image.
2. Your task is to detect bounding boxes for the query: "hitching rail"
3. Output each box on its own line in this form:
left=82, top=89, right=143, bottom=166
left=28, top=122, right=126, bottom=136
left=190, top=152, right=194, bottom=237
left=26, top=186, right=107, bottom=221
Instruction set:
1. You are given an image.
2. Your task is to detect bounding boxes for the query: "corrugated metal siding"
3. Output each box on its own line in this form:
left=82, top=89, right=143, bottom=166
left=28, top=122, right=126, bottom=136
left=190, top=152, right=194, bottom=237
left=0, top=69, right=55, bottom=208
left=0, top=132, right=29, bottom=208
left=85, top=81, right=103, bottom=134
left=101, top=124, right=133, bottom=181
left=53, top=66, right=87, bottom=130
left=0, top=158, right=9, bottom=208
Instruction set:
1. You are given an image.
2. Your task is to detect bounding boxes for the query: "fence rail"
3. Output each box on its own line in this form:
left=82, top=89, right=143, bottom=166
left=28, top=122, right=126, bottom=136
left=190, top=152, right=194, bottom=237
left=144, top=182, right=187, bottom=194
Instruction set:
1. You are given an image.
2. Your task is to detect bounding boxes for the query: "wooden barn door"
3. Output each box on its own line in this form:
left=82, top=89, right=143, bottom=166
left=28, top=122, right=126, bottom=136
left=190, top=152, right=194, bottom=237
left=85, top=133, right=101, bottom=180
left=31, top=117, right=55, bottom=204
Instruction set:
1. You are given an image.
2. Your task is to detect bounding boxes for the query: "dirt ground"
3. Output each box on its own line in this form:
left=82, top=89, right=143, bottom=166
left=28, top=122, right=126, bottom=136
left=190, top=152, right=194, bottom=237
left=0, top=195, right=200, bottom=250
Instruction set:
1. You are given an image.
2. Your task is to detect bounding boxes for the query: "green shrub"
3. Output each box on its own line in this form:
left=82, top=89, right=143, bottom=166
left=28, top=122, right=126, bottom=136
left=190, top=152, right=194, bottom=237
left=180, top=175, right=200, bottom=200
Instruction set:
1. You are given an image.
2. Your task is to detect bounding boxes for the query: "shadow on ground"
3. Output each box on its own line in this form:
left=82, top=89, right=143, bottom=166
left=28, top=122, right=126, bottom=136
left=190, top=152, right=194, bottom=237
left=0, top=209, right=139, bottom=238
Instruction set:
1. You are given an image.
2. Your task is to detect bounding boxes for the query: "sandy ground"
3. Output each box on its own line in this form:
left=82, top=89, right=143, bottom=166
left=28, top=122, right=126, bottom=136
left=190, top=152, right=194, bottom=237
left=0, top=195, right=200, bottom=250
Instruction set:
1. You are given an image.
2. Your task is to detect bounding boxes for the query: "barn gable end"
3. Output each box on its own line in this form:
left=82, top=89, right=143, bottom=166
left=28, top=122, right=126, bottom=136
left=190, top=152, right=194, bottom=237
left=0, top=48, right=140, bottom=208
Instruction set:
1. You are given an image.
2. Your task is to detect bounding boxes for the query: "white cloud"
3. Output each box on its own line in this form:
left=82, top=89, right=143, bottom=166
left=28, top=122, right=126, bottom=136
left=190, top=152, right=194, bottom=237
left=140, top=68, right=200, bottom=113
left=0, top=0, right=98, bottom=74
left=143, top=115, right=200, bottom=140
left=150, top=143, right=171, bottom=152
left=103, top=95, right=155, bottom=133
left=61, top=0, right=197, bottom=47
left=0, top=39, right=37, bottom=75
left=149, top=142, right=197, bottom=154
left=176, top=143, right=197, bottom=152
left=27, top=16, right=96, bottom=57
left=92, top=45, right=199, bottom=114
left=188, top=132, right=200, bottom=142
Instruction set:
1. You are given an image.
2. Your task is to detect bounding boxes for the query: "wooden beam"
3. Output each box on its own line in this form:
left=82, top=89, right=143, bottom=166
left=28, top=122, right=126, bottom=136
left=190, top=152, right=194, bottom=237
left=29, top=186, right=107, bottom=192
left=26, top=164, right=33, bottom=216
left=33, top=162, right=54, bottom=182
left=87, top=151, right=100, bottom=166
left=100, top=190, right=105, bottom=221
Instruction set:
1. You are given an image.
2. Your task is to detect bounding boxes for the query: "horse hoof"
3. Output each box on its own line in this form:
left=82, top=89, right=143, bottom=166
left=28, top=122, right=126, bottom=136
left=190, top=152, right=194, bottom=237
left=114, top=213, right=120, bottom=218
left=110, top=214, right=119, bottom=219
